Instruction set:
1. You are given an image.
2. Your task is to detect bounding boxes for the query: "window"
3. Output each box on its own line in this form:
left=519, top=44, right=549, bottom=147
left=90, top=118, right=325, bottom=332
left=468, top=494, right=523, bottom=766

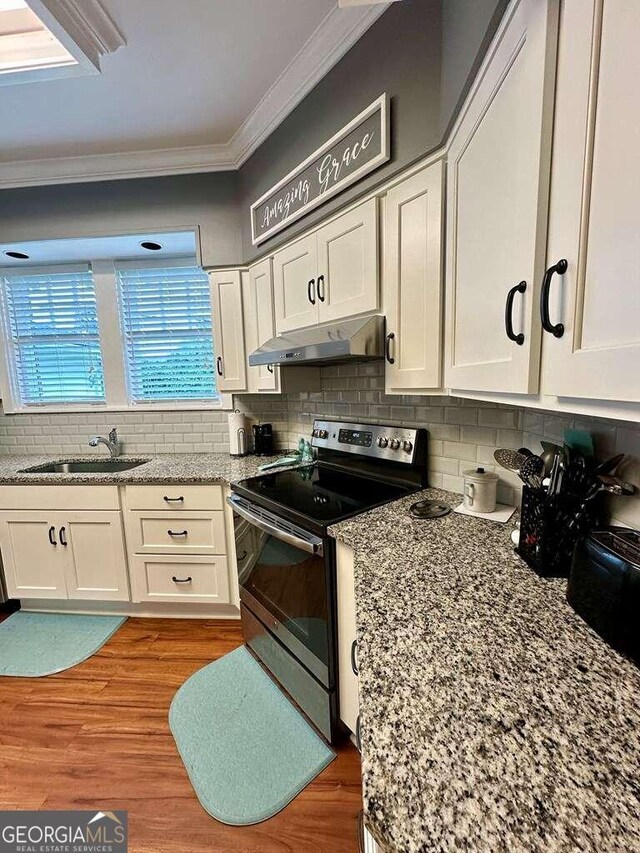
left=0, top=257, right=228, bottom=412
left=1, top=268, right=105, bottom=404
left=117, top=264, right=217, bottom=403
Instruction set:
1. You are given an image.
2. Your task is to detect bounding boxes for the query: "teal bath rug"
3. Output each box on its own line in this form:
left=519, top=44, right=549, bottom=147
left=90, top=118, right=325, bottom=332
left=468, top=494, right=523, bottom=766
left=0, top=611, right=126, bottom=677
left=169, top=645, right=335, bottom=825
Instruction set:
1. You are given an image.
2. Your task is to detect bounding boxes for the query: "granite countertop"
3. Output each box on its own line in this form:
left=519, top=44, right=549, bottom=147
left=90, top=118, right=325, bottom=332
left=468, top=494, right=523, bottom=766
left=329, top=488, right=640, bottom=853
left=0, top=452, right=292, bottom=485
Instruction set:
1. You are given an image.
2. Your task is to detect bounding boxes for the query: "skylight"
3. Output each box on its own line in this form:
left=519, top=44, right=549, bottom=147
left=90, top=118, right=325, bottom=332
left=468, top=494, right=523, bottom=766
left=0, top=0, right=77, bottom=76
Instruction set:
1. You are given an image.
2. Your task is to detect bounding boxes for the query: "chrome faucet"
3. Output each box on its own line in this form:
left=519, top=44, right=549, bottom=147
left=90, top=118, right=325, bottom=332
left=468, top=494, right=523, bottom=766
left=88, top=427, right=120, bottom=458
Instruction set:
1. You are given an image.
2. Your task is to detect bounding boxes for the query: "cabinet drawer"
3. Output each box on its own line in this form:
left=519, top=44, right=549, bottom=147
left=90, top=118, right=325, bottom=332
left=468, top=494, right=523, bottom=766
left=125, top=484, right=223, bottom=511
left=0, top=485, right=120, bottom=511
left=127, top=511, right=226, bottom=555
left=131, top=554, right=231, bottom=604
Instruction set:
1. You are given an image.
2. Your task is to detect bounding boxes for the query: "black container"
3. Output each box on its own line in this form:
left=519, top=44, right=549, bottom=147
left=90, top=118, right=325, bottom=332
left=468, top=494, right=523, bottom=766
left=252, top=423, right=274, bottom=456
left=568, top=528, right=640, bottom=665
left=517, top=486, right=600, bottom=577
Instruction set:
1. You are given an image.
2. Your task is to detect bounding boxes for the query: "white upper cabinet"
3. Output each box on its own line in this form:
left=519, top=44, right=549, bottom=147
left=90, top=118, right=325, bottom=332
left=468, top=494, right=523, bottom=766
left=542, top=0, right=640, bottom=403
left=273, top=200, right=379, bottom=334
left=383, top=162, right=444, bottom=393
left=315, top=199, right=378, bottom=324
left=273, top=234, right=319, bottom=334
left=209, top=269, right=247, bottom=392
left=445, top=0, right=559, bottom=394
left=247, top=259, right=279, bottom=392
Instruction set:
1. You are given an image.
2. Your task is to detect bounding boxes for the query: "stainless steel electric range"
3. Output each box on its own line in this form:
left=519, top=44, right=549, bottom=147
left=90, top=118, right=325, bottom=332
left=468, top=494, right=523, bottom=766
left=227, top=419, right=428, bottom=742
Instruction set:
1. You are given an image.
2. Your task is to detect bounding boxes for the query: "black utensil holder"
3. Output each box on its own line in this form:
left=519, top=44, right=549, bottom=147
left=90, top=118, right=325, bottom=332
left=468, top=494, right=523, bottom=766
left=517, top=486, right=600, bottom=578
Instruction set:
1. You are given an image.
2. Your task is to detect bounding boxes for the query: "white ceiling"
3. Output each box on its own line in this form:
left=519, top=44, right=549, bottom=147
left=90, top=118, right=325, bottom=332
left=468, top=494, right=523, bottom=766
left=0, top=0, right=389, bottom=187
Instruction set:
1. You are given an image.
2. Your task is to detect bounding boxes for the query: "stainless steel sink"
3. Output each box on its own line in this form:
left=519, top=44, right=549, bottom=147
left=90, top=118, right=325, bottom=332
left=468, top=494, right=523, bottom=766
left=20, top=459, right=150, bottom=474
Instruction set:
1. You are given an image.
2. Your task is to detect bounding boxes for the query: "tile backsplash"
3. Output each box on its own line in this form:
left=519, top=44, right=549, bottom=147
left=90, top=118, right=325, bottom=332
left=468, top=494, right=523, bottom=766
left=0, top=361, right=638, bottom=527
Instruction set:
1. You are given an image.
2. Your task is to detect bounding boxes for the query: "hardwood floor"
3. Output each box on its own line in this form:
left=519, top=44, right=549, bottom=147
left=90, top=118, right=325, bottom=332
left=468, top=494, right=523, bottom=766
left=0, top=615, right=362, bottom=852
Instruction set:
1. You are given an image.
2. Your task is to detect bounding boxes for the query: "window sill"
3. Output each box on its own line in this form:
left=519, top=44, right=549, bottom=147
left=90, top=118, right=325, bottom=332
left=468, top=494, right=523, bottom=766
left=1, top=393, right=235, bottom=415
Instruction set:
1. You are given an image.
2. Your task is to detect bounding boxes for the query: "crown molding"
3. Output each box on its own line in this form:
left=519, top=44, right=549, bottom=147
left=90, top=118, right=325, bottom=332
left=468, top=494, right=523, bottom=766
left=0, top=2, right=390, bottom=189
left=28, top=0, right=125, bottom=69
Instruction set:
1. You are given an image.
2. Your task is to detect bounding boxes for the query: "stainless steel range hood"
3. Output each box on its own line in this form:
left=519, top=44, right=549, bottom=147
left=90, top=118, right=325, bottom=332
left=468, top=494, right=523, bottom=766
left=249, top=315, right=385, bottom=367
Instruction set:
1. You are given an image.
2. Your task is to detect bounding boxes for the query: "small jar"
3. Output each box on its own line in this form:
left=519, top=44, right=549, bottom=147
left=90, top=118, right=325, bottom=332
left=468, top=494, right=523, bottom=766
left=463, top=467, right=499, bottom=513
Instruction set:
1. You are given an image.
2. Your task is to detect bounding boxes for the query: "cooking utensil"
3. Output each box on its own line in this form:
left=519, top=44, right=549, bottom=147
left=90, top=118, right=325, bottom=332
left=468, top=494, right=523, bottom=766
left=517, top=447, right=534, bottom=457
left=595, top=453, right=625, bottom=476
left=540, top=441, right=562, bottom=476
left=519, top=454, right=545, bottom=489
left=598, top=474, right=637, bottom=496
left=564, top=428, right=595, bottom=458
left=494, top=448, right=528, bottom=472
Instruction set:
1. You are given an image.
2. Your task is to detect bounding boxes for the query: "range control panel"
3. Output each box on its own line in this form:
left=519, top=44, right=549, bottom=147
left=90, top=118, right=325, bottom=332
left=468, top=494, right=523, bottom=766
left=311, top=419, right=421, bottom=464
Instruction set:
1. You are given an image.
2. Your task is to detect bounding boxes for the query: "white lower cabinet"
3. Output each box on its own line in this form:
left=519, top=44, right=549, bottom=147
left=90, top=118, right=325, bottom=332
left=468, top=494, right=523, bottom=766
left=0, top=509, right=129, bottom=602
left=64, top=512, right=129, bottom=601
left=130, top=554, right=230, bottom=605
left=0, top=513, right=68, bottom=599
left=124, top=484, right=233, bottom=607
left=336, top=540, right=359, bottom=736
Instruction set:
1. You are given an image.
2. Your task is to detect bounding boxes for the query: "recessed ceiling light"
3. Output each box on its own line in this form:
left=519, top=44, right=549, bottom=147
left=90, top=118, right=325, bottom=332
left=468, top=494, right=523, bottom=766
left=140, top=241, right=163, bottom=251
left=4, top=250, right=30, bottom=259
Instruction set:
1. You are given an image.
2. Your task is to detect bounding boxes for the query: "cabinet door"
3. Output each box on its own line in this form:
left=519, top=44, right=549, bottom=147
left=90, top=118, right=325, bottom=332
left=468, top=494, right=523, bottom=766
left=542, top=0, right=640, bottom=402
left=64, top=512, right=130, bottom=601
left=273, top=234, right=319, bottom=333
left=445, top=0, right=559, bottom=394
left=249, top=259, right=279, bottom=392
left=336, top=541, right=359, bottom=735
left=384, top=163, right=444, bottom=393
left=210, top=269, right=247, bottom=392
left=316, top=199, right=378, bottom=324
left=0, top=512, right=67, bottom=599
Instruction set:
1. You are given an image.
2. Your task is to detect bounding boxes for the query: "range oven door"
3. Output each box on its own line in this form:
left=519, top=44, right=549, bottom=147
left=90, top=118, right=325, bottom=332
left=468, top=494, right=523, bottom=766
left=228, top=494, right=332, bottom=688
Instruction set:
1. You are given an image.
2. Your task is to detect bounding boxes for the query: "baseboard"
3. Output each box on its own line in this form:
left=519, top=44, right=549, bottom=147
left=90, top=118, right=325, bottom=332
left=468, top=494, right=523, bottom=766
left=19, top=599, right=241, bottom=620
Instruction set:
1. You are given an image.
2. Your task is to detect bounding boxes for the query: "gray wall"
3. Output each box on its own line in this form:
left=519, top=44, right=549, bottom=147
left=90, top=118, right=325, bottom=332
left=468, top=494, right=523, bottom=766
left=440, top=0, right=510, bottom=137
left=0, top=0, right=507, bottom=267
left=0, top=172, right=242, bottom=268
left=238, top=0, right=442, bottom=262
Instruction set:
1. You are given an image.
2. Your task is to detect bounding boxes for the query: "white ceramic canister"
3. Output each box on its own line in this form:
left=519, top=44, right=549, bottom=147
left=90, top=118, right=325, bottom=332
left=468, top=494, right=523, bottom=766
left=228, top=410, right=248, bottom=457
left=463, top=467, right=499, bottom=513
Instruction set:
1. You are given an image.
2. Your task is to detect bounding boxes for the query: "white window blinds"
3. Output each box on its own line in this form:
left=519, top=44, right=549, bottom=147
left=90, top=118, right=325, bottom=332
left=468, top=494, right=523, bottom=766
left=1, top=269, right=105, bottom=405
left=116, top=264, right=217, bottom=402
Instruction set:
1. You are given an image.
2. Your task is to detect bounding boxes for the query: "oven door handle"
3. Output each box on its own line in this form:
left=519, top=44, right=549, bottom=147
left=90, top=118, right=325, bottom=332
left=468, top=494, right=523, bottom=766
left=227, top=496, right=323, bottom=556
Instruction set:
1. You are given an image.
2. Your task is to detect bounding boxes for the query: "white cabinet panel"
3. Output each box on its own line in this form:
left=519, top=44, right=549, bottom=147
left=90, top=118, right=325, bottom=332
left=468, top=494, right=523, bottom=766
left=446, top=0, right=559, bottom=394
left=127, top=511, right=227, bottom=555
left=0, top=512, right=67, bottom=599
left=384, top=163, right=444, bottom=393
left=273, top=235, right=318, bottom=333
left=336, top=540, right=359, bottom=735
left=248, top=258, right=279, bottom=392
left=543, top=0, right=640, bottom=402
left=316, top=199, right=378, bottom=323
left=65, top=511, right=130, bottom=601
left=130, top=554, right=231, bottom=604
left=210, top=269, right=247, bottom=392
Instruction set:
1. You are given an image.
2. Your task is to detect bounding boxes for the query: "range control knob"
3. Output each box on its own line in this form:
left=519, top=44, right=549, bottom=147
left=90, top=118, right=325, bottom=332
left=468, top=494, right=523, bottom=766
left=377, top=436, right=389, bottom=448
left=390, top=438, right=401, bottom=450
left=403, top=440, right=414, bottom=454
left=319, top=429, right=329, bottom=439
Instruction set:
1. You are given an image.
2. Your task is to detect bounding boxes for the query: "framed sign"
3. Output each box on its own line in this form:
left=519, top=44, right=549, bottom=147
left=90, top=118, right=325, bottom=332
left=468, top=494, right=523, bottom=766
left=250, top=94, right=389, bottom=245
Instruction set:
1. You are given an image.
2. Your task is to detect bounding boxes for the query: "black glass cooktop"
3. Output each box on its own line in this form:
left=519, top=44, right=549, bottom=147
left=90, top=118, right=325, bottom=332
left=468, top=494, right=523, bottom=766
left=232, top=463, right=413, bottom=534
